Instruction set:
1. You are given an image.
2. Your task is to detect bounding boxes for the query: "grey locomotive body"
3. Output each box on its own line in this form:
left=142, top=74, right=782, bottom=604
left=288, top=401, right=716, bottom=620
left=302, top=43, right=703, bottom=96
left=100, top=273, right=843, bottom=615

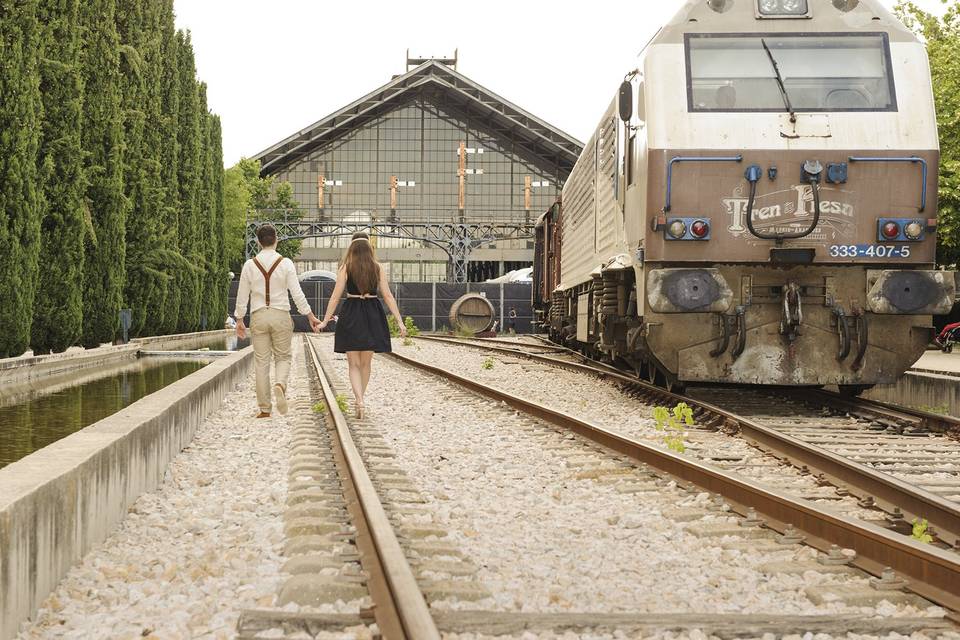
left=534, top=0, right=955, bottom=392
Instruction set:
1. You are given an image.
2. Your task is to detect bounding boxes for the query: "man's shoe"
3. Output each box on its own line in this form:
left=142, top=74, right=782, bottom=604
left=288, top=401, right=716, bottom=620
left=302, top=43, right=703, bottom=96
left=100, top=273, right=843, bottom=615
left=274, top=384, right=288, bottom=415
left=256, top=412, right=271, bottom=419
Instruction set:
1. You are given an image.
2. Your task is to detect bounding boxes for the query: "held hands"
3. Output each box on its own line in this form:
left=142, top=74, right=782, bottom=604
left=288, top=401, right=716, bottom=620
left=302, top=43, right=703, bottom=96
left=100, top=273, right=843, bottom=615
left=235, top=319, right=246, bottom=340
left=308, top=313, right=322, bottom=333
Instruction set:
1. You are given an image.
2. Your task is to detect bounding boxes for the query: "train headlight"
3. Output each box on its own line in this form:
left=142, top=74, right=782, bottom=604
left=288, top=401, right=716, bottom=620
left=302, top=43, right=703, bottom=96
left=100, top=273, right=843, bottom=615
left=668, top=220, right=687, bottom=239
left=904, top=221, right=924, bottom=240
left=881, top=221, right=901, bottom=240
left=691, top=220, right=710, bottom=238
left=757, top=0, right=809, bottom=16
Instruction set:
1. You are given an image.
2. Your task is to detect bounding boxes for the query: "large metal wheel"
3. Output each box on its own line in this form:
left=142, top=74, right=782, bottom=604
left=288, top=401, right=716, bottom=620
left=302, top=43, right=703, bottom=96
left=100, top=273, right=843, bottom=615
left=838, top=384, right=874, bottom=397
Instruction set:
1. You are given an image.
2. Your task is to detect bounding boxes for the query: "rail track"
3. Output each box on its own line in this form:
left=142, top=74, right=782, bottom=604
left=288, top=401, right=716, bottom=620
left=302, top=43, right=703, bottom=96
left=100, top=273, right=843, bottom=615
left=241, top=334, right=960, bottom=638
left=406, top=334, right=960, bottom=616
left=302, top=335, right=441, bottom=640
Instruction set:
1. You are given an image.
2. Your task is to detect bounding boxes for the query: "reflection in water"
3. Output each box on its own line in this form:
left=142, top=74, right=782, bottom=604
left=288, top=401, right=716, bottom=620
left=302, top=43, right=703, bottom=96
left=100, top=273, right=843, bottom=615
left=201, top=336, right=250, bottom=351
left=0, top=359, right=208, bottom=469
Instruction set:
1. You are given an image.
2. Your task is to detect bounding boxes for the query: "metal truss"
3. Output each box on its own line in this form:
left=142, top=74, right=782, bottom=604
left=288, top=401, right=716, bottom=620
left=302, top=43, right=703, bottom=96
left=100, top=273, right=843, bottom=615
left=252, top=61, right=582, bottom=176
left=245, top=218, right=534, bottom=283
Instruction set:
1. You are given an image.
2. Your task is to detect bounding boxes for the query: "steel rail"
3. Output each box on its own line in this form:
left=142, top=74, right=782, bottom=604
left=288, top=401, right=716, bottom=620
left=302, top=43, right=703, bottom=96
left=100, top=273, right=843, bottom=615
left=305, top=338, right=441, bottom=640
left=415, top=335, right=960, bottom=548
left=403, top=336, right=960, bottom=612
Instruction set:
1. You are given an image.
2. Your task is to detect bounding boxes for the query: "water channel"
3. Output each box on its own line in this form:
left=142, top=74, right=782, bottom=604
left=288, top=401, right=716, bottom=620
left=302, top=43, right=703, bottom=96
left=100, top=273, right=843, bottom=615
left=0, top=358, right=210, bottom=469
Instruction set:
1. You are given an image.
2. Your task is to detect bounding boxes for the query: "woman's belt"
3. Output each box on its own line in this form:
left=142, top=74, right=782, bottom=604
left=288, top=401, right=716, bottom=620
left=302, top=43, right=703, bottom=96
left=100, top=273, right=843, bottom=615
left=346, top=293, right=378, bottom=299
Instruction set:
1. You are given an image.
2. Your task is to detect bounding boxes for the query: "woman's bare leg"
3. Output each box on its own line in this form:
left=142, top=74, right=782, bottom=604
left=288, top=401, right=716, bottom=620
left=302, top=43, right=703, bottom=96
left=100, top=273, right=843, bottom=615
left=359, top=351, right=374, bottom=396
left=346, top=351, right=364, bottom=406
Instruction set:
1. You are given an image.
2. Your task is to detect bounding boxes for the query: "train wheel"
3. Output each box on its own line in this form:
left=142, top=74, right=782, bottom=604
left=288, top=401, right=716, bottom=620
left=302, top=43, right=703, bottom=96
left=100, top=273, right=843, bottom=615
left=838, top=384, right=873, bottom=397
left=645, top=362, right=658, bottom=385
left=667, top=377, right=686, bottom=395
left=646, top=363, right=669, bottom=389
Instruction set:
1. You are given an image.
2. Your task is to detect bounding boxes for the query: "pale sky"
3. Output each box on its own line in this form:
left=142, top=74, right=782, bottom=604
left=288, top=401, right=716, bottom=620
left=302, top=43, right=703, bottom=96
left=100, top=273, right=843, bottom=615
left=173, top=0, right=951, bottom=167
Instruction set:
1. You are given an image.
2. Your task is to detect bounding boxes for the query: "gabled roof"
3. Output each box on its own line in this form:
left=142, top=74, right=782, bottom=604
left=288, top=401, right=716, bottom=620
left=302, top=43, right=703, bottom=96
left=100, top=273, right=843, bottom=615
left=252, top=61, right=584, bottom=176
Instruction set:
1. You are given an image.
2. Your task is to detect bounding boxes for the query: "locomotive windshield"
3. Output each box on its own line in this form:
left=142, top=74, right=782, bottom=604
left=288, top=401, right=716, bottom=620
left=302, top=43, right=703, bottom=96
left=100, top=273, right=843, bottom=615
left=685, top=33, right=896, bottom=112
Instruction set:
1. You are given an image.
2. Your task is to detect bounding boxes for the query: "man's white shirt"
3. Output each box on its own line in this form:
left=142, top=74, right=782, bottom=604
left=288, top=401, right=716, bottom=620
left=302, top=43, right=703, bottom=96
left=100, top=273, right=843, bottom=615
left=234, top=249, right=312, bottom=319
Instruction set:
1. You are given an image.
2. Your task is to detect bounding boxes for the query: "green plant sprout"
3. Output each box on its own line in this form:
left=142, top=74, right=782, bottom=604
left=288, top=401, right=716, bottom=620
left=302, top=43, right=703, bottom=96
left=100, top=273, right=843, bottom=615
left=389, top=316, right=421, bottom=337
left=454, top=325, right=474, bottom=338
left=404, top=316, right=420, bottom=336
left=402, top=336, right=413, bottom=346
left=653, top=402, right=693, bottom=453
left=911, top=518, right=933, bottom=544
left=482, top=357, right=494, bottom=370
left=335, top=393, right=349, bottom=413
left=311, top=401, right=327, bottom=414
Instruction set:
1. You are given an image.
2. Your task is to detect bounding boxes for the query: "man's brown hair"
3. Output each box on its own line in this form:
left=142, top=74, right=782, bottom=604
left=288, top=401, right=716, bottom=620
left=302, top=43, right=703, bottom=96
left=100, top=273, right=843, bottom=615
left=256, top=224, right=277, bottom=247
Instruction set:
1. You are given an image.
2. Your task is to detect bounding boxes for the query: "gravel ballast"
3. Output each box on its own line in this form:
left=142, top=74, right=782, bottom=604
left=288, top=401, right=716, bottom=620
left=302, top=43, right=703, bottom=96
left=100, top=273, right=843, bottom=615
left=16, top=350, right=300, bottom=639
left=322, top=337, right=950, bottom=631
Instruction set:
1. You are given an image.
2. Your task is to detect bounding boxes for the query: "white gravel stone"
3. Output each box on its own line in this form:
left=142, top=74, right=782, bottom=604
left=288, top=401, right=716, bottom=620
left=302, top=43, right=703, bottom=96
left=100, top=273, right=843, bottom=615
left=16, top=346, right=306, bottom=639
left=320, top=336, right=952, bottom=633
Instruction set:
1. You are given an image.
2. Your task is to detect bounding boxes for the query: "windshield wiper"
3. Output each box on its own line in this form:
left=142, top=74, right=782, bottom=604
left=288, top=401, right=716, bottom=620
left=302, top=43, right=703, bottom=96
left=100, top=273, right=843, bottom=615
left=761, top=38, right=796, bottom=123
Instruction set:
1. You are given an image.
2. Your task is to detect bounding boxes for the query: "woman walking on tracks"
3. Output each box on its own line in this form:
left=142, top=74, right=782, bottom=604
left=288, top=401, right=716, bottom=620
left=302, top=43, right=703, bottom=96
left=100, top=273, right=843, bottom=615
left=318, top=232, right=405, bottom=418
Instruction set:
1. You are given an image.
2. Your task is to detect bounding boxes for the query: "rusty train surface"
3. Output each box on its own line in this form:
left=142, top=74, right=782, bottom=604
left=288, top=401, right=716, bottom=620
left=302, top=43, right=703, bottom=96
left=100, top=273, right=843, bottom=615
left=533, top=0, right=958, bottom=393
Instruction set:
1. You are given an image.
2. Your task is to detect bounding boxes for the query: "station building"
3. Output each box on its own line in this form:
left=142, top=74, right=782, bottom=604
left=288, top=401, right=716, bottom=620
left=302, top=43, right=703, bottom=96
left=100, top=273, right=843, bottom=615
left=251, top=56, right=582, bottom=282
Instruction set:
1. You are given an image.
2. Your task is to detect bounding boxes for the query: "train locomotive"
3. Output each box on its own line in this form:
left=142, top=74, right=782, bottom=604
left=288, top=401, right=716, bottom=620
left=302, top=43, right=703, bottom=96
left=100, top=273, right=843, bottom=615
left=533, top=0, right=957, bottom=393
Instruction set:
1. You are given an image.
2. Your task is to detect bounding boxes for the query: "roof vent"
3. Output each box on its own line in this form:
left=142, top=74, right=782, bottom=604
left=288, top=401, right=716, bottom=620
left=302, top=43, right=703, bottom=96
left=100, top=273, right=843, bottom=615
left=406, top=49, right=458, bottom=72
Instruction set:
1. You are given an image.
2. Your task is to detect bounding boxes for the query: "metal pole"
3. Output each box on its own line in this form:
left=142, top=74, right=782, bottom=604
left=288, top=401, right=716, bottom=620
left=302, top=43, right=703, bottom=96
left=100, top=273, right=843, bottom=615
left=431, top=282, right=436, bottom=332
left=500, top=284, right=504, bottom=332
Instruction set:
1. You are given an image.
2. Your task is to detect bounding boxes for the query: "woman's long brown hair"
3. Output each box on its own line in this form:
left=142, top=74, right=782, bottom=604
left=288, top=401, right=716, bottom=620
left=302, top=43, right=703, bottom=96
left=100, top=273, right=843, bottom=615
left=342, top=232, right=380, bottom=294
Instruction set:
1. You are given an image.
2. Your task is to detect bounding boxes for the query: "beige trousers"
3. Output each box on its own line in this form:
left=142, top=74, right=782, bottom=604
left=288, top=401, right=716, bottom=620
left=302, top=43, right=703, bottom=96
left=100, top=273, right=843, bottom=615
left=251, top=307, right=294, bottom=413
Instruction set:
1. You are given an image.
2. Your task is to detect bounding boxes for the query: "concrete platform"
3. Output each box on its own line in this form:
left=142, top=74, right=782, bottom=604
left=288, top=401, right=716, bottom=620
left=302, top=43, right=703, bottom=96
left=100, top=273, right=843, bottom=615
left=0, top=344, right=254, bottom=640
left=862, top=349, right=960, bottom=417
left=911, top=350, right=960, bottom=375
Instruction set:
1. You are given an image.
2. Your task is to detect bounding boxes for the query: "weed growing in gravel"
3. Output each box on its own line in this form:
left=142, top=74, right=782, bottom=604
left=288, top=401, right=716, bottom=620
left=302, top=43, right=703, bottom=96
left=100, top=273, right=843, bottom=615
left=335, top=393, right=349, bottom=413
left=311, top=401, right=327, bottom=414
left=482, top=357, right=494, bottom=370
left=454, top=325, right=475, bottom=338
left=913, top=404, right=949, bottom=415
left=389, top=316, right=421, bottom=337
left=912, top=518, right=933, bottom=543
left=402, top=336, right=414, bottom=346
left=653, top=402, right=693, bottom=453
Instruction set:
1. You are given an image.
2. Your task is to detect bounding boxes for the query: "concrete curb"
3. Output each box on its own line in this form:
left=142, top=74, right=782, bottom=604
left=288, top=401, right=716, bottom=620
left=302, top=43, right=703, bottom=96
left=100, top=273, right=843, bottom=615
left=0, top=345, right=254, bottom=640
left=864, top=369, right=960, bottom=417
left=0, top=330, right=233, bottom=386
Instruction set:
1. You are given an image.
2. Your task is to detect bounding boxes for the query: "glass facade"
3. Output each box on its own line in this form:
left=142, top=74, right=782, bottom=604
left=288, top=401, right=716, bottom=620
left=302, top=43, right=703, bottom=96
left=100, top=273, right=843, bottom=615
left=273, top=93, right=567, bottom=282
left=274, top=96, right=564, bottom=256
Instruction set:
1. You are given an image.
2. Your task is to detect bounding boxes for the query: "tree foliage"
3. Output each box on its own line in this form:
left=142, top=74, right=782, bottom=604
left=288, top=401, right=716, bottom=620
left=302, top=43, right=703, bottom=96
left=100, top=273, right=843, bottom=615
left=898, top=2, right=960, bottom=265
left=78, top=0, right=127, bottom=348
left=31, top=0, right=86, bottom=354
left=223, top=158, right=302, bottom=274
left=0, top=0, right=228, bottom=357
left=0, top=0, right=43, bottom=358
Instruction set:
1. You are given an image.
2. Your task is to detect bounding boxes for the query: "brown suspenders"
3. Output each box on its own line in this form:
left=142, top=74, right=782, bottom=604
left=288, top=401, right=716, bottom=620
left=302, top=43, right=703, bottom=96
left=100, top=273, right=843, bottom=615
left=252, top=255, right=285, bottom=306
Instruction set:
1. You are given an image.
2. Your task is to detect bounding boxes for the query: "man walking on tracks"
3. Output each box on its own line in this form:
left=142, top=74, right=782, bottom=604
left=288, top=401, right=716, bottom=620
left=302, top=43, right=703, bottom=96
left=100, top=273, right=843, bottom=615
left=235, top=224, right=321, bottom=418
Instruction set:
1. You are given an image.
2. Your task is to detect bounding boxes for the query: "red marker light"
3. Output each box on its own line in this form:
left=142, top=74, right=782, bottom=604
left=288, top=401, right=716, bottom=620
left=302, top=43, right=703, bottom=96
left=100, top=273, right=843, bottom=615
left=881, top=221, right=900, bottom=240
left=691, top=220, right=709, bottom=238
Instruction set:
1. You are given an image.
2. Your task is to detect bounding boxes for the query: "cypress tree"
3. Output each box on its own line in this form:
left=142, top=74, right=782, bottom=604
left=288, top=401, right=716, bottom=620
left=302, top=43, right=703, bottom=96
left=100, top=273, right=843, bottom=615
left=79, top=0, right=127, bottom=348
left=197, top=83, right=214, bottom=329
left=118, top=0, right=167, bottom=337
left=209, top=115, right=227, bottom=326
left=157, top=1, right=180, bottom=335
left=176, top=30, right=202, bottom=333
left=0, top=0, right=43, bottom=358
left=31, top=0, right=86, bottom=354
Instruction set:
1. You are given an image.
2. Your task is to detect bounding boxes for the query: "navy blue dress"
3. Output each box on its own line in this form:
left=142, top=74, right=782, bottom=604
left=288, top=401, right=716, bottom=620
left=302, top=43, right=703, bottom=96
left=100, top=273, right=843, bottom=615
left=334, top=275, right=392, bottom=353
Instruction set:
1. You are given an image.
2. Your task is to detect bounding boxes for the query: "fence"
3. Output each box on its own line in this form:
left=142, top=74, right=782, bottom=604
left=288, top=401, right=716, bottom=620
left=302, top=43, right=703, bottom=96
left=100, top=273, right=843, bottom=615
left=228, top=281, right=533, bottom=334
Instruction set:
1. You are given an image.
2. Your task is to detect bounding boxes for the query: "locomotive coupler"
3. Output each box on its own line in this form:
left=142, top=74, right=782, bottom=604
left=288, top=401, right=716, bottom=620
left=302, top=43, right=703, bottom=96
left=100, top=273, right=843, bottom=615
left=779, top=281, right=803, bottom=342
